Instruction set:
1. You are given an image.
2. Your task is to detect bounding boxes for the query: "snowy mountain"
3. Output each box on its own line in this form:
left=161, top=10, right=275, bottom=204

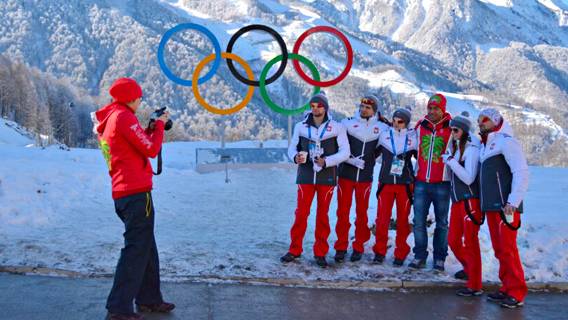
left=0, top=0, right=567, bottom=164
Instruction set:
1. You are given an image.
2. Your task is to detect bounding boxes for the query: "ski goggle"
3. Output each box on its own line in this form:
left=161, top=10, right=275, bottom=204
left=360, top=98, right=376, bottom=106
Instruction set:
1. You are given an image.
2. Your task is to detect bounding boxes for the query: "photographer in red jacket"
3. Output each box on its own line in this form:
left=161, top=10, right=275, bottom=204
left=95, top=78, right=174, bottom=320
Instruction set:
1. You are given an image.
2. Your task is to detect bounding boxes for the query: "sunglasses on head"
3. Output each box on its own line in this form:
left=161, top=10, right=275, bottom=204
left=360, top=98, right=376, bottom=106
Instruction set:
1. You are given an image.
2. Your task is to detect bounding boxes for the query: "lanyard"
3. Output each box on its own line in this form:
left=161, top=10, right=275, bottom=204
left=390, top=129, right=408, bottom=156
left=308, top=120, right=330, bottom=142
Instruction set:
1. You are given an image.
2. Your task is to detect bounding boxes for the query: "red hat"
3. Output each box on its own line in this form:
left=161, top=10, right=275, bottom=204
left=109, top=78, right=143, bottom=103
left=427, top=93, right=447, bottom=113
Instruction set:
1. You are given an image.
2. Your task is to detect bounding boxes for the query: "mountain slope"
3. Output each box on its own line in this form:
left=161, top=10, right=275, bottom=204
left=0, top=0, right=566, bottom=164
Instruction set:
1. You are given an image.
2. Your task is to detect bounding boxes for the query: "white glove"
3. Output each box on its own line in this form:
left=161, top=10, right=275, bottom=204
left=442, top=152, right=453, bottom=164
left=313, top=163, right=323, bottom=173
left=347, top=156, right=365, bottom=170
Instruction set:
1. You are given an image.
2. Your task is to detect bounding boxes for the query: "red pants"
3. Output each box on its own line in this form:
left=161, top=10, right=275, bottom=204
left=334, top=178, right=372, bottom=253
left=448, top=199, right=483, bottom=291
left=373, top=184, right=412, bottom=260
left=486, top=211, right=527, bottom=302
left=289, top=184, right=335, bottom=257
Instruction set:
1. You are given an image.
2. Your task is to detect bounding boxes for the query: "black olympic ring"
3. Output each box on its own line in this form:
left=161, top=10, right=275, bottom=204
left=225, top=24, right=288, bottom=87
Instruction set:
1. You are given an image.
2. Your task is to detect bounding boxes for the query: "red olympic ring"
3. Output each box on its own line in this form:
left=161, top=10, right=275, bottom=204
left=292, top=26, right=354, bottom=88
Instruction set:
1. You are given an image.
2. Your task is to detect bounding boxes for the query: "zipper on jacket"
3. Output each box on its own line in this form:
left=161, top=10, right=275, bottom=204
left=357, top=134, right=368, bottom=183
left=313, top=124, right=318, bottom=185
left=479, top=160, right=484, bottom=207
left=426, top=130, right=436, bottom=182
left=496, top=171, right=505, bottom=206
left=451, top=172, right=458, bottom=200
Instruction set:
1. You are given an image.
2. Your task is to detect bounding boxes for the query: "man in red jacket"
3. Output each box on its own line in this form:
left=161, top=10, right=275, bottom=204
left=409, top=93, right=453, bottom=271
left=95, top=78, right=174, bottom=320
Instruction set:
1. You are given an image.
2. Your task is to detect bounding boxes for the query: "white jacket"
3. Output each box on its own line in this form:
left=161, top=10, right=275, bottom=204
left=479, top=120, right=529, bottom=208
left=445, top=135, right=481, bottom=185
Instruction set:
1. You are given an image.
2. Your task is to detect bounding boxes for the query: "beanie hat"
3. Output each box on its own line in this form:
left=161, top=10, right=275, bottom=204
left=427, top=93, right=447, bottom=113
left=109, top=78, right=143, bottom=103
left=449, top=111, right=473, bottom=133
left=479, top=108, right=503, bottom=125
left=360, top=94, right=380, bottom=113
left=393, top=108, right=412, bottom=125
left=309, top=91, right=329, bottom=112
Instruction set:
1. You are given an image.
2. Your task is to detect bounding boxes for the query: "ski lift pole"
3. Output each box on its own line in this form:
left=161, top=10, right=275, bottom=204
left=221, top=154, right=231, bottom=183
left=287, top=115, right=292, bottom=148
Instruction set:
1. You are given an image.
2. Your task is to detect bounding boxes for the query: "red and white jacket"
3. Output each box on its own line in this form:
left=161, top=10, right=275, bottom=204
left=414, top=113, right=452, bottom=183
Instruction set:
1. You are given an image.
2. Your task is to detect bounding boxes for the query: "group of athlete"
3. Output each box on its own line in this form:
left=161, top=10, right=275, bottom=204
left=282, top=91, right=529, bottom=309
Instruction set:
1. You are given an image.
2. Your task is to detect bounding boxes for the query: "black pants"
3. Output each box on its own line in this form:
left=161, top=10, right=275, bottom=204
left=106, top=192, right=163, bottom=314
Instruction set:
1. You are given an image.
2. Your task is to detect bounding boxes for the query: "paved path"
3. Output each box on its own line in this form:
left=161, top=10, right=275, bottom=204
left=0, top=274, right=566, bottom=320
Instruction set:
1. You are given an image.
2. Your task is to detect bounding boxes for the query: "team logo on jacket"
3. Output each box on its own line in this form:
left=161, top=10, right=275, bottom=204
left=420, top=135, right=445, bottom=163
left=374, top=127, right=379, bottom=134
left=327, top=125, right=332, bottom=131
left=99, top=139, right=112, bottom=171
left=490, top=143, right=496, bottom=150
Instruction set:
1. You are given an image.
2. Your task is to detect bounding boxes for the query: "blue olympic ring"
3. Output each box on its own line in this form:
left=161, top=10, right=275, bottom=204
left=157, top=23, right=222, bottom=86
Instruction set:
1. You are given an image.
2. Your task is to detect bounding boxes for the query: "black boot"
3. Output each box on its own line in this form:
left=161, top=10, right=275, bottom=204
left=456, top=288, right=483, bottom=297
left=314, top=256, right=328, bottom=268
left=454, top=270, right=468, bottom=280
left=487, top=291, right=508, bottom=303
left=372, top=254, right=385, bottom=264
left=408, top=258, right=426, bottom=269
left=500, top=296, right=524, bottom=309
left=393, top=258, right=404, bottom=267
left=334, top=250, right=347, bottom=263
left=137, top=302, right=175, bottom=313
left=350, top=250, right=363, bottom=262
left=280, top=252, right=300, bottom=263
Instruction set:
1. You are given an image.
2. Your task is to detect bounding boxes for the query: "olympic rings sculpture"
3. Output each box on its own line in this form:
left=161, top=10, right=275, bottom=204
left=157, top=23, right=353, bottom=116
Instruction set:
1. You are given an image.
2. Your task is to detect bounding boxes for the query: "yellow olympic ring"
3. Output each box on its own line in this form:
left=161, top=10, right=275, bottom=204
left=192, top=52, right=255, bottom=115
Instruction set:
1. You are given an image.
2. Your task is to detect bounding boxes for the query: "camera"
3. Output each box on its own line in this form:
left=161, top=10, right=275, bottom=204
left=150, top=107, right=173, bottom=131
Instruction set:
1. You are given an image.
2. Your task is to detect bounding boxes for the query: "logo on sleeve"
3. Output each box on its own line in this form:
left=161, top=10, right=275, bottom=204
left=130, top=124, right=153, bottom=149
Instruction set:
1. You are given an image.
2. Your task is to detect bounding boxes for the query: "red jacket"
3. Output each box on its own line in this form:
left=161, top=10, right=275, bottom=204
left=95, top=102, right=165, bottom=199
left=414, top=113, right=452, bottom=183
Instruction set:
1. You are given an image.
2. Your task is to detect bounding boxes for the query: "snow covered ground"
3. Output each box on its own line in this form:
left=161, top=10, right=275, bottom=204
left=0, top=119, right=567, bottom=284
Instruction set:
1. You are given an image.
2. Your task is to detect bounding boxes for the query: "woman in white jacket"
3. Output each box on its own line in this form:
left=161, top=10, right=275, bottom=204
left=442, top=112, right=484, bottom=297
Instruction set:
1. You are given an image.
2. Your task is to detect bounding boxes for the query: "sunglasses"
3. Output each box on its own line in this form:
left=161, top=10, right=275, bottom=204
left=310, top=102, right=324, bottom=109
left=451, top=127, right=461, bottom=133
left=360, top=98, right=376, bottom=106
left=394, top=119, right=406, bottom=125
